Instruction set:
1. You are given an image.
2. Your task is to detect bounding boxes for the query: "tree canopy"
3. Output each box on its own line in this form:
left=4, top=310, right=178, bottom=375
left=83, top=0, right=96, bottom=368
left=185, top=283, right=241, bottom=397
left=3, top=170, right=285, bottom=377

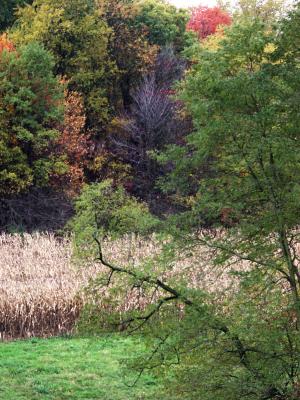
left=133, top=0, right=189, bottom=51
left=12, top=0, right=114, bottom=131
left=187, top=6, right=232, bottom=39
left=0, top=42, right=63, bottom=195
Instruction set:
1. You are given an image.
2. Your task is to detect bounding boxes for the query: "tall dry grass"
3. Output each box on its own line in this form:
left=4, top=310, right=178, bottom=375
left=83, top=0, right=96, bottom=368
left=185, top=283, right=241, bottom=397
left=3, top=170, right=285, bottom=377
left=0, top=232, right=238, bottom=339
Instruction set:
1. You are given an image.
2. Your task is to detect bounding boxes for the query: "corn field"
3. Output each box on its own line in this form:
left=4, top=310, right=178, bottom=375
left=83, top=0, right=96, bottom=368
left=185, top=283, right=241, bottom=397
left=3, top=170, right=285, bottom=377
left=0, top=232, right=238, bottom=340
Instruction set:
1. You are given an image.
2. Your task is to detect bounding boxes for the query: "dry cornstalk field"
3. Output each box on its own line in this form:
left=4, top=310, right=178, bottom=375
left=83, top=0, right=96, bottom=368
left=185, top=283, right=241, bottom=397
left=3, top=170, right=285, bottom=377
left=0, top=232, right=238, bottom=340
left=0, top=233, right=83, bottom=339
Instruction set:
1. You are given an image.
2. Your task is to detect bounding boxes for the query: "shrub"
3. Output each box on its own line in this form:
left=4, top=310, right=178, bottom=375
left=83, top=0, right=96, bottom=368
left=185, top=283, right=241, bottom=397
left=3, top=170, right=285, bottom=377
left=71, top=180, right=159, bottom=257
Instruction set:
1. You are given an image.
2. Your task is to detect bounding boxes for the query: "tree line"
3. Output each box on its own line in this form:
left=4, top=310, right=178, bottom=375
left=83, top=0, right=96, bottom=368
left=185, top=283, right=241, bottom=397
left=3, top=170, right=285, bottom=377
left=0, top=0, right=242, bottom=231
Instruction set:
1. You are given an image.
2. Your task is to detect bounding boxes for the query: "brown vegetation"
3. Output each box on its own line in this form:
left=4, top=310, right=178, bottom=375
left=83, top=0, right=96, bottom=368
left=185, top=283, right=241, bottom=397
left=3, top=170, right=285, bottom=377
left=0, top=233, right=84, bottom=339
left=0, top=232, right=238, bottom=339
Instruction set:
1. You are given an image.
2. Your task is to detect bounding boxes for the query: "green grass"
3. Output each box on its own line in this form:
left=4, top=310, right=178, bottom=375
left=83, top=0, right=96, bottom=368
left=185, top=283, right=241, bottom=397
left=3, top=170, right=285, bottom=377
left=0, top=335, right=159, bottom=400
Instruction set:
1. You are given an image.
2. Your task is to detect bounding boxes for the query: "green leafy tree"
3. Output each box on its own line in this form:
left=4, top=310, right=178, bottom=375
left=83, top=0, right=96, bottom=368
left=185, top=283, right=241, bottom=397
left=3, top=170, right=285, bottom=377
left=76, top=13, right=300, bottom=400
left=133, top=0, right=190, bottom=52
left=234, top=0, right=285, bottom=23
left=71, top=180, right=158, bottom=258
left=11, top=0, right=115, bottom=131
left=153, top=15, right=300, bottom=399
left=0, top=42, right=63, bottom=195
left=274, top=1, right=300, bottom=61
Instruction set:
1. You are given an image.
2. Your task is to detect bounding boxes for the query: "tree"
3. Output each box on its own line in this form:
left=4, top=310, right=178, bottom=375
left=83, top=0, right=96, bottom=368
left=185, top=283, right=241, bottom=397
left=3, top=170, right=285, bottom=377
left=233, top=0, right=285, bottom=23
left=75, top=14, right=300, bottom=400
left=0, top=42, right=63, bottom=195
left=187, top=6, right=232, bottom=39
left=133, top=0, right=189, bottom=51
left=98, top=0, right=157, bottom=110
left=112, top=75, right=179, bottom=197
left=12, top=0, right=114, bottom=131
left=154, top=45, right=186, bottom=88
left=156, top=16, right=300, bottom=399
left=274, top=1, right=300, bottom=61
left=111, top=47, right=188, bottom=201
left=11, top=0, right=160, bottom=186
left=53, top=90, right=91, bottom=197
left=71, top=179, right=158, bottom=258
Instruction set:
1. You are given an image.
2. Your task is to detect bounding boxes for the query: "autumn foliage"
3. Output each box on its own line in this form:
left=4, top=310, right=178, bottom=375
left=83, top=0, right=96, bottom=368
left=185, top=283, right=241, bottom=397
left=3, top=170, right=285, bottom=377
left=54, top=90, right=91, bottom=196
left=0, top=34, right=15, bottom=54
left=187, top=6, right=232, bottom=39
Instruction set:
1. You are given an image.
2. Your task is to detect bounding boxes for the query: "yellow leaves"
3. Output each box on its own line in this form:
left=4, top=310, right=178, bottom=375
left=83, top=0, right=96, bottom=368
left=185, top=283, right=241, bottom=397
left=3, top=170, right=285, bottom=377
left=89, top=151, right=132, bottom=187
left=264, top=42, right=276, bottom=54
left=90, top=154, right=107, bottom=172
left=107, top=116, right=128, bottom=134
left=12, top=3, right=64, bottom=46
left=201, top=26, right=227, bottom=51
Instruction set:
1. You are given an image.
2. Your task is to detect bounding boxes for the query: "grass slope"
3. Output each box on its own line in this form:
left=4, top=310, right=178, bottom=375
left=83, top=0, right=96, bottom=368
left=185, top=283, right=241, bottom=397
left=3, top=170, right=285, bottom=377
left=0, top=336, right=159, bottom=400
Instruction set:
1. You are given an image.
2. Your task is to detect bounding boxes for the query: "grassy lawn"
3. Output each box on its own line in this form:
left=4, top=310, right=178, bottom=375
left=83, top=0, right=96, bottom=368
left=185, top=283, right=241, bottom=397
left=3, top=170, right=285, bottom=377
left=0, top=335, right=159, bottom=400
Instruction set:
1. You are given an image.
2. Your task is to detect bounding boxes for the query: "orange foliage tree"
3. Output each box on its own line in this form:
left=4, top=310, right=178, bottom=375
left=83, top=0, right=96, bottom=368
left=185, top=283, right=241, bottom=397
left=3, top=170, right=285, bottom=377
left=0, top=34, right=15, bottom=54
left=54, top=90, right=91, bottom=197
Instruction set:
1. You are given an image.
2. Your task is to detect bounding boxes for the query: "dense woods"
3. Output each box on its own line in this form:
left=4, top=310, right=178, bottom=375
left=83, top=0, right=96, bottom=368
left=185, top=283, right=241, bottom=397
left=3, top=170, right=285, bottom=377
left=1, top=0, right=300, bottom=399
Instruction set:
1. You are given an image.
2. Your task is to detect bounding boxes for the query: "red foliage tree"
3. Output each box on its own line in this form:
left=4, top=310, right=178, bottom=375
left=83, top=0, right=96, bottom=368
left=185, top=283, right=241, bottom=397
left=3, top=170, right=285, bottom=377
left=0, top=34, right=15, bottom=54
left=187, top=6, right=232, bottom=40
